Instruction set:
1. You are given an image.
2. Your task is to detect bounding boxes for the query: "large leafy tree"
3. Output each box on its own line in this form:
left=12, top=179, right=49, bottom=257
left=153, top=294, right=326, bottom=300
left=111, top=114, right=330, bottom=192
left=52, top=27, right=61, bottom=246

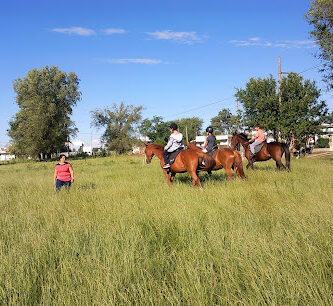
left=210, top=108, right=241, bottom=134
left=139, top=116, right=170, bottom=145
left=175, top=117, right=203, bottom=141
left=306, top=0, right=333, bottom=89
left=279, top=73, right=328, bottom=147
left=8, top=66, right=81, bottom=158
left=91, top=102, right=143, bottom=154
left=235, top=73, right=328, bottom=147
left=235, top=75, right=280, bottom=138
left=139, top=116, right=203, bottom=145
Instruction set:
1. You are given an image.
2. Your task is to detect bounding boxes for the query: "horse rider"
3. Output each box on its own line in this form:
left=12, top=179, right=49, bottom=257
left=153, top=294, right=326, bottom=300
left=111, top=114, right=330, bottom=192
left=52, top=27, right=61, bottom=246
left=249, top=124, right=266, bottom=157
left=202, top=126, right=216, bottom=154
left=162, top=123, right=185, bottom=169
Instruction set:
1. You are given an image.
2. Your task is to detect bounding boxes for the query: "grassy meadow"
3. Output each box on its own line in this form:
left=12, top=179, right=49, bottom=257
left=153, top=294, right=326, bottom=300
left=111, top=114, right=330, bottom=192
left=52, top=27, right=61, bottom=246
left=0, top=155, right=332, bottom=304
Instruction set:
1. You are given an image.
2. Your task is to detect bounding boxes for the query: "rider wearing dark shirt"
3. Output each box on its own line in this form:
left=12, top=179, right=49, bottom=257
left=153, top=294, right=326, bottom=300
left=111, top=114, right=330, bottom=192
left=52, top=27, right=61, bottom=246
left=203, top=126, right=216, bottom=153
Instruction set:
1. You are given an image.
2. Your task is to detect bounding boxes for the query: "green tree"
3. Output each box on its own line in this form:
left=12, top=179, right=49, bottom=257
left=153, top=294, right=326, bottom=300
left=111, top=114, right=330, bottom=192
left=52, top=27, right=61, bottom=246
left=8, top=66, right=81, bottom=158
left=279, top=73, right=328, bottom=147
left=235, top=75, right=280, bottom=138
left=91, top=102, right=143, bottom=154
left=175, top=117, right=203, bottom=141
left=211, top=108, right=241, bottom=134
left=139, top=116, right=170, bottom=145
left=306, top=0, right=333, bottom=89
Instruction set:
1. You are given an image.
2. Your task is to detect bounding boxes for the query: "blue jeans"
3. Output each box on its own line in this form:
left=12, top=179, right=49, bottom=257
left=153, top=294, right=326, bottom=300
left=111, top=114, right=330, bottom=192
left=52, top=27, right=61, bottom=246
left=56, top=179, right=71, bottom=191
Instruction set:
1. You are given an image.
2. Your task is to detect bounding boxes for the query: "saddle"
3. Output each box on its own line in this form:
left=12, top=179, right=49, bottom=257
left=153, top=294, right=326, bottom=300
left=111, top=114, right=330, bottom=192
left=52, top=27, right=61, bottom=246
left=207, top=145, right=219, bottom=157
left=252, top=141, right=266, bottom=156
left=167, top=148, right=184, bottom=165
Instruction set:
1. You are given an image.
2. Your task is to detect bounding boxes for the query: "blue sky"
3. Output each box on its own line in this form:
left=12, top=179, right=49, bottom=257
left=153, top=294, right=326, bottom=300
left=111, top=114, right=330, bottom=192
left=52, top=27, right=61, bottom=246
left=0, top=0, right=332, bottom=147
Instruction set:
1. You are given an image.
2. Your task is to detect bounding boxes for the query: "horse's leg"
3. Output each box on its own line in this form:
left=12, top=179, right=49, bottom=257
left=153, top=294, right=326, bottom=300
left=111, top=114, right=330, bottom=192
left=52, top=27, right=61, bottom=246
left=276, top=158, right=286, bottom=170
left=225, top=167, right=233, bottom=180
left=207, top=170, right=212, bottom=177
left=276, top=161, right=281, bottom=170
left=273, top=150, right=286, bottom=170
left=163, top=169, right=171, bottom=186
left=245, top=149, right=254, bottom=169
left=170, top=172, right=176, bottom=182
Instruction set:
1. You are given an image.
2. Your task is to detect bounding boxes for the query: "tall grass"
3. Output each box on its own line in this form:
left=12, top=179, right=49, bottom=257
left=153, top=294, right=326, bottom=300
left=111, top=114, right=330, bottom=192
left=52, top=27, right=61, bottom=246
left=0, top=156, right=332, bottom=304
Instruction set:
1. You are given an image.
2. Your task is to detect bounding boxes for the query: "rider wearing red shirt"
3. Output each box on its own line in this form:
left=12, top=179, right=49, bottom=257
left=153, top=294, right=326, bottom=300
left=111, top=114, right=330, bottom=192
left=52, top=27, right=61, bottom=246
left=249, top=124, right=266, bottom=156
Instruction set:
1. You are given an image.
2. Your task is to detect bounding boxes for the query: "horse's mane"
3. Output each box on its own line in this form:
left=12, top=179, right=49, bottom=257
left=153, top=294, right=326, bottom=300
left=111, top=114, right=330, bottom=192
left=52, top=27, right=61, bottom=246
left=237, top=133, right=249, bottom=141
left=148, top=143, right=164, bottom=150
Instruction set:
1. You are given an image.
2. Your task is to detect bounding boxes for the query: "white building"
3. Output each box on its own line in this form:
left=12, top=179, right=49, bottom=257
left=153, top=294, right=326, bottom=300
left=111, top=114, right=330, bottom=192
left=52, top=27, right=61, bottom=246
left=0, top=147, right=15, bottom=161
left=195, top=135, right=233, bottom=147
left=195, top=132, right=275, bottom=149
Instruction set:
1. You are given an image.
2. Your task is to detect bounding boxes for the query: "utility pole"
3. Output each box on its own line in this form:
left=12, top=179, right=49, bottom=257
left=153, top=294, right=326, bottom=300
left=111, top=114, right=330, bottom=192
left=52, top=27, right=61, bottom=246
left=236, top=99, right=240, bottom=131
left=278, top=56, right=295, bottom=152
left=278, top=56, right=282, bottom=105
left=278, top=56, right=290, bottom=103
left=185, top=126, right=189, bottom=145
left=90, top=130, right=93, bottom=157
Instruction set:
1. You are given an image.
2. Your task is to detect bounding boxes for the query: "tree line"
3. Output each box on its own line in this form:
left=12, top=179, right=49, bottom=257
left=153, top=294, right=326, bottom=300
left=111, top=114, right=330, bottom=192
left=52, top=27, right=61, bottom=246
left=7, top=0, right=333, bottom=157
left=7, top=66, right=331, bottom=157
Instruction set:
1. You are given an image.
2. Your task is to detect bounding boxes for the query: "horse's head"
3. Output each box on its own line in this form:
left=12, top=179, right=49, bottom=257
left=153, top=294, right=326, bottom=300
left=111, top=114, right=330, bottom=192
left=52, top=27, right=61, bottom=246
left=231, top=134, right=239, bottom=149
left=231, top=133, right=249, bottom=149
left=144, top=143, right=154, bottom=164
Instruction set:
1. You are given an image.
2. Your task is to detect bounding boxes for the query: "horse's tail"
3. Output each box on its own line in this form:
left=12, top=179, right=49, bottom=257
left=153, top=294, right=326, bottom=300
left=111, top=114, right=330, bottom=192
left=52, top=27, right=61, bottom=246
left=197, top=152, right=216, bottom=170
left=233, top=150, right=246, bottom=179
left=282, top=143, right=291, bottom=170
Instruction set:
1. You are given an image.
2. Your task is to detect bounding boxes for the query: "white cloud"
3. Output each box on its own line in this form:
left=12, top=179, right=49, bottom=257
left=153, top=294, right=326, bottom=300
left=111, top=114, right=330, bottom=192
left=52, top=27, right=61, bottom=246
left=146, top=30, right=204, bottom=44
left=102, top=28, right=126, bottom=35
left=52, top=27, right=96, bottom=36
left=105, top=58, right=162, bottom=64
left=229, top=37, right=316, bottom=49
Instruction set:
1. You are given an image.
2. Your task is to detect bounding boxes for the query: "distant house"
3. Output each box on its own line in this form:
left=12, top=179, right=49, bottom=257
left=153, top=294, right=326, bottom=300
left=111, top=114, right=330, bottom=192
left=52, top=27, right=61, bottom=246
left=195, top=135, right=233, bottom=148
left=195, top=132, right=276, bottom=152
left=317, top=123, right=333, bottom=150
left=320, top=123, right=333, bottom=138
left=0, top=147, right=15, bottom=161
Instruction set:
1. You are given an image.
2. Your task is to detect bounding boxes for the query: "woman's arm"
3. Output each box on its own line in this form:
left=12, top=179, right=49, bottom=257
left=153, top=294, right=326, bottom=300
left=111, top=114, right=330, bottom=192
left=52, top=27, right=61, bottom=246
left=203, top=138, right=208, bottom=149
left=69, top=165, right=74, bottom=183
left=164, top=137, right=173, bottom=151
left=53, top=168, right=57, bottom=185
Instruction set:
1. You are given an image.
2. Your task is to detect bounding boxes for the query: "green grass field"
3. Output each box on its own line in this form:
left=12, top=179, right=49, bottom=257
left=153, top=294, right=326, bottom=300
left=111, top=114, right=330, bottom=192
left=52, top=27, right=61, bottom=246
left=0, top=156, right=332, bottom=304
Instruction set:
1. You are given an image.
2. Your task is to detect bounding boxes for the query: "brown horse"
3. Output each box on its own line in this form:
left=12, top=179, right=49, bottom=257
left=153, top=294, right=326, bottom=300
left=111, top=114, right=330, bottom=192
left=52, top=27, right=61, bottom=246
left=144, top=143, right=216, bottom=188
left=187, top=142, right=246, bottom=179
left=231, top=133, right=290, bottom=170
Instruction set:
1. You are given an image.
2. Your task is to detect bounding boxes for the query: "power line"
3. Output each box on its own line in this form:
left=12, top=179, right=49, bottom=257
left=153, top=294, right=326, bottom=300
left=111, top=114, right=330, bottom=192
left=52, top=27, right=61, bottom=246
left=164, top=96, right=234, bottom=119
left=297, top=63, right=324, bottom=75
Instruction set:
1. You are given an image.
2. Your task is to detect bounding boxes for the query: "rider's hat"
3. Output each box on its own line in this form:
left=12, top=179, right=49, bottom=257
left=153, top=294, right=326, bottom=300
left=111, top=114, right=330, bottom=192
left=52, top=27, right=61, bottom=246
left=206, top=126, right=213, bottom=133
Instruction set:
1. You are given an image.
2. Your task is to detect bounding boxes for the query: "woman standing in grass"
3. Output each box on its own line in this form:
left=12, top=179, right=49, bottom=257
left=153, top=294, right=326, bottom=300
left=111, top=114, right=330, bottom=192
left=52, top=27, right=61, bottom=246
left=54, top=154, right=74, bottom=191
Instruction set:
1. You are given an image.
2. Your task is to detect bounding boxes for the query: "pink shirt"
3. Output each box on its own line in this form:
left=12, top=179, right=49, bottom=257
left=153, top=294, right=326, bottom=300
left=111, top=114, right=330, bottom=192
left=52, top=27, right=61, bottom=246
left=55, top=163, right=72, bottom=181
left=255, top=129, right=265, bottom=143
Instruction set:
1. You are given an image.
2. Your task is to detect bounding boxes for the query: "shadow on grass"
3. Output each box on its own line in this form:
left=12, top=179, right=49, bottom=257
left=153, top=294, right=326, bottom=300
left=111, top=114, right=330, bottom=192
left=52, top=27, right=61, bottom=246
left=174, top=171, right=232, bottom=185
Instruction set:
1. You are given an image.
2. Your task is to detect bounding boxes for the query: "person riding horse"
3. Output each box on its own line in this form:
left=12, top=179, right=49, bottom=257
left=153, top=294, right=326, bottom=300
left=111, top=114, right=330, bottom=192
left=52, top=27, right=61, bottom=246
left=249, top=124, right=266, bottom=158
left=162, top=123, right=185, bottom=169
left=202, top=126, right=216, bottom=154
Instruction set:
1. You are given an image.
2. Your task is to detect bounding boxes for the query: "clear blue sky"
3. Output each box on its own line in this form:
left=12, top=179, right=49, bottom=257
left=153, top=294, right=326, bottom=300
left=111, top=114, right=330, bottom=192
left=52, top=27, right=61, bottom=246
left=0, top=0, right=332, bottom=147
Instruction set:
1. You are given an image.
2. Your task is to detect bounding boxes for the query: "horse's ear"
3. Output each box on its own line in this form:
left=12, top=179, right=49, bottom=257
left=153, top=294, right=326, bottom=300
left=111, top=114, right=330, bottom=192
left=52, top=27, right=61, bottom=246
left=144, top=142, right=148, bottom=147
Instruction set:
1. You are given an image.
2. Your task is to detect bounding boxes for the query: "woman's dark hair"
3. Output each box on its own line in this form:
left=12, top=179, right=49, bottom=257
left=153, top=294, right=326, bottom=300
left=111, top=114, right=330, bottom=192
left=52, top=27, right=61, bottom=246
left=59, top=154, right=66, bottom=159
left=169, top=123, right=178, bottom=131
left=255, top=124, right=260, bottom=128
